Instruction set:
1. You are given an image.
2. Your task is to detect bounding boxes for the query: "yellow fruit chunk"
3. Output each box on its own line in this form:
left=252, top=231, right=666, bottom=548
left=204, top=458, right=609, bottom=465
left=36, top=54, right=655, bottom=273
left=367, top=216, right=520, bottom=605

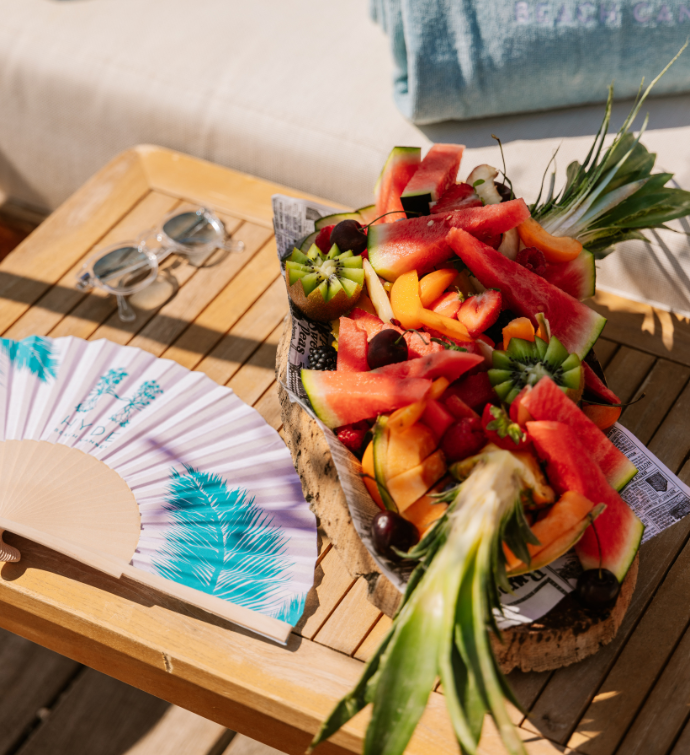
left=388, top=377, right=448, bottom=432
left=419, top=268, right=457, bottom=307
left=418, top=308, right=472, bottom=341
left=504, top=490, right=594, bottom=571
left=512, top=450, right=555, bottom=506
left=502, top=317, right=535, bottom=351
left=390, top=270, right=423, bottom=329
left=517, top=217, right=583, bottom=263
left=387, top=449, right=447, bottom=511
left=403, top=493, right=448, bottom=534
left=387, top=424, right=437, bottom=479
left=362, top=440, right=384, bottom=508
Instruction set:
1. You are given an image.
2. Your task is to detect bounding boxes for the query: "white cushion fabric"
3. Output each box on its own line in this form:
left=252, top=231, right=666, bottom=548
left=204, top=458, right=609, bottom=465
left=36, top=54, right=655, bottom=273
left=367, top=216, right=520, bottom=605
left=1, top=0, right=690, bottom=315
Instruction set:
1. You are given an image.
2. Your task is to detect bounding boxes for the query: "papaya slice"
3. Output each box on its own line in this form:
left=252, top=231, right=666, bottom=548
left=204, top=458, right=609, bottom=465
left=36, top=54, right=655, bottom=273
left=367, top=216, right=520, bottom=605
left=583, top=403, right=622, bottom=431
left=504, top=490, right=597, bottom=572
left=419, top=268, right=458, bottom=307
left=387, top=450, right=447, bottom=511
left=517, top=217, right=583, bottom=263
left=502, top=317, right=535, bottom=351
left=390, top=270, right=423, bottom=329
left=402, top=489, right=448, bottom=534
left=386, top=423, right=438, bottom=479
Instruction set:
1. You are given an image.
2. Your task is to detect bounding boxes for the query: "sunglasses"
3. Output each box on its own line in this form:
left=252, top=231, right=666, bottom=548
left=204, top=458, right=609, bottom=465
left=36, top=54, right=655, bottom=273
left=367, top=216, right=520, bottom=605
left=76, top=207, right=245, bottom=322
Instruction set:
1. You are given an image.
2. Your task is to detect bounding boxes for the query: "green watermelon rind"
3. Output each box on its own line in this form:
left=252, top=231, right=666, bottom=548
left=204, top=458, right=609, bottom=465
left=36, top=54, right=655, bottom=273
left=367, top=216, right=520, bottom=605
left=314, top=211, right=363, bottom=231
left=301, top=369, right=343, bottom=428
left=374, top=147, right=422, bottom=198
left=576, top=508, right=644, bottom=582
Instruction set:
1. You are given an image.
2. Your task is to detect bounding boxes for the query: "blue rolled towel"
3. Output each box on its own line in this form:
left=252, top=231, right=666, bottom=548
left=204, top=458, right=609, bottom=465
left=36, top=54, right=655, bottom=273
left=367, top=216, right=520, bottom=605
left=371, top=0, right=690, bottom=123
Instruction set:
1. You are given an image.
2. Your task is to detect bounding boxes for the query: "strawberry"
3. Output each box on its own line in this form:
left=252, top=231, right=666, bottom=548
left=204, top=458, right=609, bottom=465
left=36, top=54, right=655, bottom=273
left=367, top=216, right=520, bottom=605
left=441, top=417, right=486, bottom=462
left=444, top=372, right=496, bottom=412
left=457, top=289, right=502, bottom=338
left=315, top=224, right=336, bottom=254
left=336, top=421, right=369, bottom=453
left=481, top=403, right=531, bottom=451
left=429, top=291, right=462, bottom=319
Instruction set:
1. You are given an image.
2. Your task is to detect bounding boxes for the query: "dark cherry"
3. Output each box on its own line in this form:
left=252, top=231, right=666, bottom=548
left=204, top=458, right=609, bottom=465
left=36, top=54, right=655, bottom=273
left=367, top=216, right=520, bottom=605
left=516, top=246, right=547, bottom=277
left=367, top=329, right=408, bottom=369
left=371, top=510, right=419, bottom=560
left=330, top=219, right=367, bottom=255
left=495, top=181, right=513, bottom=202
left=575, top=568, right=621, bottom=611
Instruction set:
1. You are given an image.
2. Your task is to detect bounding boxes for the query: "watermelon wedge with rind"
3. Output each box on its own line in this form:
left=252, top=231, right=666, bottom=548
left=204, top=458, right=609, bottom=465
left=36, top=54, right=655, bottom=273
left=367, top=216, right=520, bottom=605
left=368, top=199, right=530, bottom=281
left=373, top=350, right=483, bottom=382
left=447, top=227, right=606, bottom=359
left=301, top=369, right=432, bottom=428
left=401, top=144, right=464, bottom=217
left=527, top=420, right=643, bottom=581
left=374, top=147, right=422, bottom=225
left=583, top=362, right=621, bottom=404
left=521, top=376, right=637, bottom=490
left=541, top=250, right=596, bottom=300
left=315, top=211, right=363, bottom=231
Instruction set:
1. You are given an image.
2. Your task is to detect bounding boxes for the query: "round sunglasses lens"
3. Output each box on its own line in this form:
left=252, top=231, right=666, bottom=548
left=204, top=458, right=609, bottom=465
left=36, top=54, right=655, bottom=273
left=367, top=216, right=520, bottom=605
left=92, top=245, right=155, bottom=294
left=163, top=211, right=219, bottom=248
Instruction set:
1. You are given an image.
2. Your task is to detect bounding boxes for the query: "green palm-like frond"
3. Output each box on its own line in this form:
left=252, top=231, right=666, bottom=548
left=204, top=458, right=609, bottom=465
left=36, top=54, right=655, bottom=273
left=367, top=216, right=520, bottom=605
left=0, top=336, right=57, bottom=382
left=154, top=465, right=292, bottom=615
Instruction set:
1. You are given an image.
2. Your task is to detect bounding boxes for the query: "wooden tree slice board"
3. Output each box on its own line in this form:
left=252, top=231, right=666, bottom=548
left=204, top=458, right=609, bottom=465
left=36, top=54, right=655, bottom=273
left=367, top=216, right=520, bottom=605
left=276, top=314, right=638, bottom=673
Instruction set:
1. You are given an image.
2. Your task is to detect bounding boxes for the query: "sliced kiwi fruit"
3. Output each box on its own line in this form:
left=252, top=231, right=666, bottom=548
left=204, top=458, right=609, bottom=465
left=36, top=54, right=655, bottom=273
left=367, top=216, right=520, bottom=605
left=285, top=243, right=364, bottom=321
left=488, top=335, right=583, bottom=404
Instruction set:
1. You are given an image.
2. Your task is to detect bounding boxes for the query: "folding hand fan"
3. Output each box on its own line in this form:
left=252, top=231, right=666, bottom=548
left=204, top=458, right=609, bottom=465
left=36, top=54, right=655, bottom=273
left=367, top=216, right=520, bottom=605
left=0, top=336, right=317, bottom=643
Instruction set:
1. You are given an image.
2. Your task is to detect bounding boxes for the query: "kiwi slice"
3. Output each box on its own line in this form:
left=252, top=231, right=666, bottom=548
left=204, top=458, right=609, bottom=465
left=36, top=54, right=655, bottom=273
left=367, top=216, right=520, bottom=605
left=488, top=335, right=583, bottom=404
left=285, top=243, right=364, bottom=321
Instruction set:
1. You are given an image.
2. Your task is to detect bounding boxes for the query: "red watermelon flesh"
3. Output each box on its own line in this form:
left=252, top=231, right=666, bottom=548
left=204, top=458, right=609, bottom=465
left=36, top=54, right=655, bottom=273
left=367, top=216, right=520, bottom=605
left=541, top=250, right=596, bottom=301
left=368, top=199, right=530, bottom=281
left=337, top=318, right=369, bottom=372
left=374, top=147, right=422, bottom=225
left=443, top=372, right=496, bottom=412
left=301, top=369, right=431, bottom=428
left=433, top=183, right=482, bottom=213
left=527, top=420, right=643, bottom=581
left=401, top=144, right=465, bottom=217
left=421, top=399, right=455, bottom=440
left=583, top=362, right=621, bottom=404
left=373, top=350, right=482, bottom=382
left=522, top=376, right=636, bottom=490
left=349, top=308, right=385, bottom=339
left=447, top=227, right=606, bottom=359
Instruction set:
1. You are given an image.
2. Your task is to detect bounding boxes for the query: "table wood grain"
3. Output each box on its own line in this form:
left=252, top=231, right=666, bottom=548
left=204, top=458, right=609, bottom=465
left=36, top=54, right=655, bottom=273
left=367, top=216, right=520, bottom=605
left=1, top=145, right=689, bottom=755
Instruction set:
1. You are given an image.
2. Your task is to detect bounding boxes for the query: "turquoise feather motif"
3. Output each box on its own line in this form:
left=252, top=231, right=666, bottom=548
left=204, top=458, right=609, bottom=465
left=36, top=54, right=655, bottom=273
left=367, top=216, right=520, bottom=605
left=0, top=336, right=57, bottom=382
left=154, top=465, right=304, bottom=622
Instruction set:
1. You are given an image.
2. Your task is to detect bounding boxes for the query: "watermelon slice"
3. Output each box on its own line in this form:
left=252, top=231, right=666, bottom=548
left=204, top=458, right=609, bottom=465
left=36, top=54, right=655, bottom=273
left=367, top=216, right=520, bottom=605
left=521, top=376, right=637, bottom=490
left=336, top=318, right=368, bottom=372
left=527, top=420, right=643, bottom=581
left=433, top=183, right=482, bottom=214
left=447, top=227, right=606, bottom=359
left=583, top=362, right=620, bottom=404
left=374, top=147, right=421, bottom=225
left=443, top=372, right=496, bottom=412
left=401, top=144, right=465, bottom=217
left=301, top=370, right=431, bottom=428
left=541, top=250, right=596, bottom=300
left=373, top=350, right=482, bottom=382
left=347, top=309, right=451, bottom=358
left=368, top=199, right=530, bottom=281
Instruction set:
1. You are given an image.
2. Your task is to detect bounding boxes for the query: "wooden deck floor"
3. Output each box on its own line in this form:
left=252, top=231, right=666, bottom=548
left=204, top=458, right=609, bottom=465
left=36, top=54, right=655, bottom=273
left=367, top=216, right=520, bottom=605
left=0, top=212, right=287, bottom=755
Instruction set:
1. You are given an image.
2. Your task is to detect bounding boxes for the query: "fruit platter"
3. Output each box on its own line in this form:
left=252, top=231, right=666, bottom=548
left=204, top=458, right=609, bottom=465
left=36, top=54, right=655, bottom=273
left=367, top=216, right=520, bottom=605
left=274, top=63, right=690, bottom=755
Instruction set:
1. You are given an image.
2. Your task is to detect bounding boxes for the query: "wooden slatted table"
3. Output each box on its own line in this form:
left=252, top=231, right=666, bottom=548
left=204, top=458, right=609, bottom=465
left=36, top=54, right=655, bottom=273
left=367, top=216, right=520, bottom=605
left=1, top=145, right=690, bottom=755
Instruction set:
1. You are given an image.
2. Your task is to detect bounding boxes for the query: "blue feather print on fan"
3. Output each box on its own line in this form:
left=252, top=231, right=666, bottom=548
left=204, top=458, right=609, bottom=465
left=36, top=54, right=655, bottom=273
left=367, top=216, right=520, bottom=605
left=0, top=336, right=57, bottom=382
left=153, top=465, right=296, bottom=618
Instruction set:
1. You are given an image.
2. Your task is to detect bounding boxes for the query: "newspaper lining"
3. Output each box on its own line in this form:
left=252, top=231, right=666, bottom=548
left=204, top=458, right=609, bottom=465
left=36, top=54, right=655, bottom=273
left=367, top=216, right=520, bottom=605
left=272, top=193, right=690, bottom=628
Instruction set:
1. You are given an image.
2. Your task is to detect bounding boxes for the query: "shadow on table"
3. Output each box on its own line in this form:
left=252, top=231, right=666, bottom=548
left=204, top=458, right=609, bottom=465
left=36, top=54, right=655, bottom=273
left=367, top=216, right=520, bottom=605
left=0, top=271, right=276, bottom=366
